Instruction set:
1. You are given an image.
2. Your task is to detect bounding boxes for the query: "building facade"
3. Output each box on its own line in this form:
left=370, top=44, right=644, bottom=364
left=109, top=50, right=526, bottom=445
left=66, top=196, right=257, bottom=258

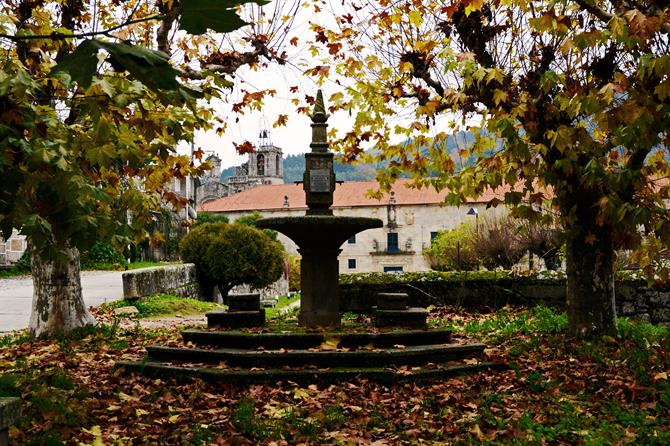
left=200, top=179, right=507, bottom=273
left=0, top=229, right=28, bottom=264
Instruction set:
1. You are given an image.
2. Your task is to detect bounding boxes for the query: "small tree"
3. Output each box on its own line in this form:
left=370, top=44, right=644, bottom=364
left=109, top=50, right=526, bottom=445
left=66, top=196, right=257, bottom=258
left=424, top=223, right=478, bottom=271
left=180, top=222, right=285, bottom=300
left=472, top=215, right=526, bottom=270
left=520, top=221, right=562, bottom=271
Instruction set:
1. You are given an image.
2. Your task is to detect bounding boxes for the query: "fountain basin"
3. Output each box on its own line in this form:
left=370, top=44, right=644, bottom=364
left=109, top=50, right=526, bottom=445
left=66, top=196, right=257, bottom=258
left=256, top=215, right=382, bottom=250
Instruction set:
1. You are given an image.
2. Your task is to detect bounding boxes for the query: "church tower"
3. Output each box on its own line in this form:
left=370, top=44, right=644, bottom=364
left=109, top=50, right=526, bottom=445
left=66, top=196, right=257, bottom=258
left=247, top=117, right=283, bottom=183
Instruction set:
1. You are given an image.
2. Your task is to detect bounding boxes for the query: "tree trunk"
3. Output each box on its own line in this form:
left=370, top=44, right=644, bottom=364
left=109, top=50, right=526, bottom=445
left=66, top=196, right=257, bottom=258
left=29, top=245, right=96, bottom=338
left=565, top=228, right=617, bottom=337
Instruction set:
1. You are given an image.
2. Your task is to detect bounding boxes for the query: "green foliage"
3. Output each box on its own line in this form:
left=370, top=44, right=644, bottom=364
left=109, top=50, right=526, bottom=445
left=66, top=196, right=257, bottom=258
left=235, top=211, right=277, bottom=240
left=194, top=212, right=229, bottom=226
left=102, top=294, right=223, bottom=318
left=80, top=241, right=128, bottom=270
left=424, top=223, right=478, bottom=271
left=180, top=222, right=285, bottom=297
left=180, top=0, right=270, bottom=34
left=288, top=255, right=301, bottom=291
left=12, top=251, right=31, bottom=272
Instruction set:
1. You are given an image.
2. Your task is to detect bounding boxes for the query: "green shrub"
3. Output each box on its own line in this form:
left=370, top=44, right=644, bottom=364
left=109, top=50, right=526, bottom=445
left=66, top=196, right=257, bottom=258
left=195, top=212, right=229, bottom=226
left=14, top=250, right=31, bottom=271
left=80, top=242, right=127, bottom=270
left=288, top=255, right=301, bottom=291
left=180, top=222, right=285, bottom=298
left=424, top=223, right=478, bottom=271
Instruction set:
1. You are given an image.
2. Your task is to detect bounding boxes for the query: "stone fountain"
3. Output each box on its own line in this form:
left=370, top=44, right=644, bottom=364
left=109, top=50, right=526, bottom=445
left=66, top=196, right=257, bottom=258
left=256, top=90, right=382, bottom=327
left=116, top=91, right=503, bottom=384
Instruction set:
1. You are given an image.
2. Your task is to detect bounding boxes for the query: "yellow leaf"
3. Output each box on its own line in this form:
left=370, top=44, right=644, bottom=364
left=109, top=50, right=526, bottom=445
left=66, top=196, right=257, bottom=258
left=653, top=371, right=668, bottom=381
left=79, top=425, right=104, bottom=446
left=118, top=392, right=138, bottom=402
left=469, top=424, right=485, bottom=441
left=493, top=89, right=508, bottom=105
left=319, top=336, right=340, bottom=351
left=408, top=10, right=423, bottom=27
left=464, top=0, right=485, bottom=16
left=135, top=408, right=149, bottom=416
left=168, top=414, right=180, bottom=423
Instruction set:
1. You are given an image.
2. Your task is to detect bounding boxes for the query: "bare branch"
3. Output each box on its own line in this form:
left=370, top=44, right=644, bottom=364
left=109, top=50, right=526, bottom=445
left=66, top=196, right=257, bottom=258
left=0, top=15, right=162, bottom=41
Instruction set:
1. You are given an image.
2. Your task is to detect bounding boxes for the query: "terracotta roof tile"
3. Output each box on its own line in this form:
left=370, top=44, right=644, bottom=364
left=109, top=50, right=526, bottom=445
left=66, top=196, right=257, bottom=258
left=200, top=179, right=513, bottom=213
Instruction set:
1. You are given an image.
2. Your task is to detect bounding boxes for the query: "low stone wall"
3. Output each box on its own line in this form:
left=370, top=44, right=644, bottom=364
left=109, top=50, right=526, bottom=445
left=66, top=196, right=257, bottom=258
left=122, top=264, right=289, bottom=302
left=122, top=264, right=201, bottom=300
left=339, top=272, right=670, bottom=324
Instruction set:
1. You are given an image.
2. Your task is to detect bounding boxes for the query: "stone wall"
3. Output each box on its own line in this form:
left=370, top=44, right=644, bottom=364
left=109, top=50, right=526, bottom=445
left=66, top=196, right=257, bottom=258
left=339, top=272, right=670, bottom=324
left=122, top=264, right=201, bottom=300
left=122, top=264, right=289, bottom=302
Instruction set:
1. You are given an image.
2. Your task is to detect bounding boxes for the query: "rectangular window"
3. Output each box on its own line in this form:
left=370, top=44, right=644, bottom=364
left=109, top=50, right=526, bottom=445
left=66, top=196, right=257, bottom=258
left=347, top=235, right=356, bottom=244
left=387, top=232, right=399, bottom=253
left=384, top=266, right=403, bottom=273
left=348, top=259, right=356, bottom=269
left=430, top=231, right=439, bottom=241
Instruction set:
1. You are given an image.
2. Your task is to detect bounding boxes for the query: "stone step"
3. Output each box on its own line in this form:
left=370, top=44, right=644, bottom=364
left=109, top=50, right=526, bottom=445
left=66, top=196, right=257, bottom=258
left=181, top=328, right=452, bottom=349
left=145, top=342, right=484, bottom=369
left=375, top=307, right=428, bottom=329
left=116, top=360, right=507, bottom=385
left=228, top=293, right=261, bottom=311
left=206, top=309, right=265, bottom=329
left=377, top=292, right=409, bottom=310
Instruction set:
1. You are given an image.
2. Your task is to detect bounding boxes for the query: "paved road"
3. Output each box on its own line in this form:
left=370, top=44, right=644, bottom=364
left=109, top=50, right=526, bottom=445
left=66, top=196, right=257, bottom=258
left=0, top=270, right=125, bottom=333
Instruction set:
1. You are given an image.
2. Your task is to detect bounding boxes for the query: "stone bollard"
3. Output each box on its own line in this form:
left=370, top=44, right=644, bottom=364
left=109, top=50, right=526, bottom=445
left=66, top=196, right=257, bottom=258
left=0, top=397, right=20, bottom=446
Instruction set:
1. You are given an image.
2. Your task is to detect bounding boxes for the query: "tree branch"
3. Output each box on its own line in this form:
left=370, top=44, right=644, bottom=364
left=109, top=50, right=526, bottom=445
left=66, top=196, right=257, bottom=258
left=0, top=15, right=162, bottom=41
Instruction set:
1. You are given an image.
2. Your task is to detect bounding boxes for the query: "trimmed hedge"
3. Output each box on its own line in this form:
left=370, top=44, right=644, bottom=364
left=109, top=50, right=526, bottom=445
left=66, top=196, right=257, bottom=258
left=339, top=271, right=670, bottom=324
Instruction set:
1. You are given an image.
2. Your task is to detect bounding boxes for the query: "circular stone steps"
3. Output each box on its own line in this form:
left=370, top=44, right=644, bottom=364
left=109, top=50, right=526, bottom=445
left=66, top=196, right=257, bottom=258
left=116, top=360, right=507, bottom=386
left=180, top=328, right=453, bottom=349
left=144, top=341, right=484, bottom=368
left=117, top=327, right=505, bottom=383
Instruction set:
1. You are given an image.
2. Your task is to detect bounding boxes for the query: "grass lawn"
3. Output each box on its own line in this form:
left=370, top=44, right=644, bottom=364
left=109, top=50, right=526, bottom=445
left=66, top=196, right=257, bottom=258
left=0, top=305, right=668, bottom=445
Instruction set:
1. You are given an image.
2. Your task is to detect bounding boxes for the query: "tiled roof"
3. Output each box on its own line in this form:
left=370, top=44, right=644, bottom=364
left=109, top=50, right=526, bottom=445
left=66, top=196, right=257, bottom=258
left=200, top=179, right=512, bottom=213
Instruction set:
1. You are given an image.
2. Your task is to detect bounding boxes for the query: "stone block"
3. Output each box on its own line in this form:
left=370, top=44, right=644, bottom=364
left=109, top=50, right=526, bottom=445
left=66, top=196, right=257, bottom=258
left=113, top=306, right=139, bottom=317
left=375, top=307, right=428, bottom=329
left=207, top=309, right=265, bottom=329
left=377, top=292, right=408, bottom=310
left=649, top=292, right=670, bottom=306
left=228, top=293, right=261, bottom=311
left=650, top=308, right=670, bottom=323
left=0, top=397, right=21, bottom=446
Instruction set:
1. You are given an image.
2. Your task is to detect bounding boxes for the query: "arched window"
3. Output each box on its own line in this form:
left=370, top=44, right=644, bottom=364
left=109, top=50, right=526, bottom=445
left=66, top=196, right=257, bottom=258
left=276, top=154, right=281, bottom=176
left=257, top=154, right=265, bottom=176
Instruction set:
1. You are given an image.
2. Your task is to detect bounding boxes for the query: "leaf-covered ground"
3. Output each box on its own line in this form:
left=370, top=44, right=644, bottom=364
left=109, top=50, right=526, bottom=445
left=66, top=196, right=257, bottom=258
left=1, top=305, right=668, bottom=445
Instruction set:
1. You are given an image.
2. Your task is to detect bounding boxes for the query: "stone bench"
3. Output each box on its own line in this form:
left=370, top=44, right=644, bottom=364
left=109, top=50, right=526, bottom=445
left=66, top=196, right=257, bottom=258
left=0, top=397, right=20, bottom=446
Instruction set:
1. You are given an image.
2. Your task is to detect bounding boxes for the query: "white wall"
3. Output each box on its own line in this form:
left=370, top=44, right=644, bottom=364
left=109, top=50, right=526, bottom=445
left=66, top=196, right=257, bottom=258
left=223, top=203, right=507, bottom=273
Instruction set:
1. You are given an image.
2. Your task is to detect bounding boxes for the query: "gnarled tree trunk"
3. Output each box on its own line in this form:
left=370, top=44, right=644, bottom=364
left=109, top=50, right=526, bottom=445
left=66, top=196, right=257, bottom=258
left=29, top=245, right=96, bottom=338
left=565, top=227, right=617, bottom=337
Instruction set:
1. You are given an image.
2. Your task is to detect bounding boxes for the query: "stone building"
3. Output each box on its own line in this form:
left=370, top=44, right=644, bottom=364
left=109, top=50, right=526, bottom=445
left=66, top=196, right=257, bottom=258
left=200, top=179, right=507, bottom=273
left=196, top=128, right=285, bottom=206
left=0, top=229, right=27, bottom=264
left=196, top=153, right=231, bottom=205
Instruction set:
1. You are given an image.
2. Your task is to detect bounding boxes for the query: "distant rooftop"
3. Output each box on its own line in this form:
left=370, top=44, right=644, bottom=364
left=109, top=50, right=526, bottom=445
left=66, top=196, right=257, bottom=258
left=199, top=179, right=510, bottom=213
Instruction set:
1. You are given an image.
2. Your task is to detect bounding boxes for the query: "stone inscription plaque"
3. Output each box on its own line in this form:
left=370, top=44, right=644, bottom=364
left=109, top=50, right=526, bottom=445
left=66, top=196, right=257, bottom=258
left=309, top=169, right=330, bottom=192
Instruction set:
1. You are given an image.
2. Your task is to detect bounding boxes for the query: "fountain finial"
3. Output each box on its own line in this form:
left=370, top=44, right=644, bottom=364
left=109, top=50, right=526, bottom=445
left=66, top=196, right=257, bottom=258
left=309, top=89, right=329, bottom=154
left=311, top=89, right=328, bottom=124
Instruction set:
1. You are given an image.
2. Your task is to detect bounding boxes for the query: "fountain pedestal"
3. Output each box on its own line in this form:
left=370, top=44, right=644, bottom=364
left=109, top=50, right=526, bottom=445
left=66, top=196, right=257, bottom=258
left=298, top=247, right=341, bottom=326
left=256, top=216, right=382, bottom=328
